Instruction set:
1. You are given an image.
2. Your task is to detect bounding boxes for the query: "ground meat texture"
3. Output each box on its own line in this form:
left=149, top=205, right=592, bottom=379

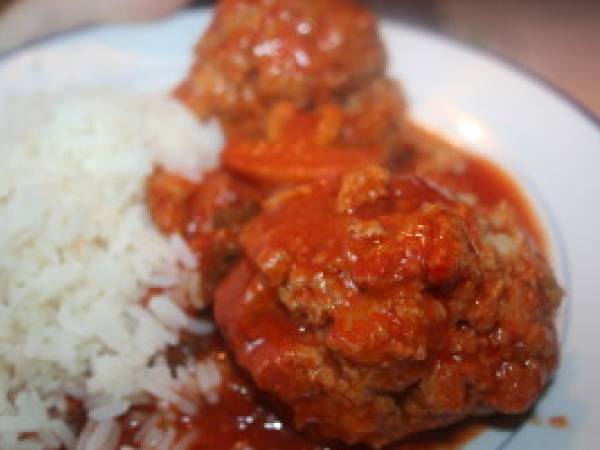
left=175, top=0, right=386, bottom=138
left=339, top=78, right=407, bottom=154
left=147, top=168, right=264, bottom=302
left=222, top=103, right=387, bottom=186
left=220, top=83, right=407, bottom=187
left=215, top=166, right=562, bottom=447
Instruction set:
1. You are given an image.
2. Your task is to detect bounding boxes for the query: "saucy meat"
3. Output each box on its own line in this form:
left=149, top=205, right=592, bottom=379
left=215, top=166, right=562, bottom=447
left=222, top=102, right=387, bottom=185
left=147, top=88, right=406, bottom=299
left=175, top=0, right=406, bottom=145
left=176, top=0, right=384, bottom=123
left=139, top=2, right=563, bottom=449
left=117, top=329, right=488, bottom=450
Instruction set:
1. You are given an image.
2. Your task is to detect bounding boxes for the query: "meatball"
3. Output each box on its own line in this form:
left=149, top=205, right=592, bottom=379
left=215, top=166, right=562, bottom=447
left=175, top=0, right=388, bottom=137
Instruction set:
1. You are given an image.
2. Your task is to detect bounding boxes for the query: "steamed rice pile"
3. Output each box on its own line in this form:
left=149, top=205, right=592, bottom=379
left=0, top=91, right=223, bottom=449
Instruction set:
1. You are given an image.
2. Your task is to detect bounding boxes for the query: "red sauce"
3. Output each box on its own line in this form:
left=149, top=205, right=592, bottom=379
left=118, top=335, right=329, bottom=450
left=126, top=124, right=550, bottom=450
left=438, top=152, right=545, bottom=248
left=117, top=332, right=488, bottom=450
left=404, top=124, right=546, bottom=248
left=548, top=416, right=569, bottom=429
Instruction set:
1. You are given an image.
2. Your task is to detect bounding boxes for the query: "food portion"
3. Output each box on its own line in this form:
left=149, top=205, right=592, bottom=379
left=176, top=0, right=387, bottom=136
left=174, top=4, right=562, bottom=445
left=175, top=0, right=406, bottom=153
left=0, top=92, right=223, bottom=449
left=221, top=103, right=387, bottom=185
left=0, top=0, right=564, bottom=449
left=215, top=166, right=561, bottom=447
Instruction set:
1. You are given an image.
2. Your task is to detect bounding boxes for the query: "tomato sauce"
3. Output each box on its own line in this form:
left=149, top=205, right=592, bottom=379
left=117, top=331, right=489, bottom=450
left=403, top=123, right=546, bottom=248
left=121, top=124, right=548, bottom=450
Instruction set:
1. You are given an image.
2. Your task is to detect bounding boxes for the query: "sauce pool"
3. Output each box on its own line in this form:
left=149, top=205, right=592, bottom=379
left=404, top=123, right=547, bottom=249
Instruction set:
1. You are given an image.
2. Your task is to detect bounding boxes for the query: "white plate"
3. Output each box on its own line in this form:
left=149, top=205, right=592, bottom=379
left=1, top=9, right=599, bottom=450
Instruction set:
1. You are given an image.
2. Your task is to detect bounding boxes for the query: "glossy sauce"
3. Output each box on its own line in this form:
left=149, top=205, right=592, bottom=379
left=403, top=123, right=546, bottom=248
left=118, top=332, right=488, bottom=450
left=120, top=125, right=549, bottom=450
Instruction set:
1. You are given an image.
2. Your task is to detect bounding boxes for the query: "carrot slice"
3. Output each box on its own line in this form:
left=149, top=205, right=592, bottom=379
left=223, top=138, right=384, bottom=184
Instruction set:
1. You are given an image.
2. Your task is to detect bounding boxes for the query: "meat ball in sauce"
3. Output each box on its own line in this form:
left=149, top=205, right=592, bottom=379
left=175, top=0, right=402, bottom=141
left=148, top=81, right=406, bottom=301
left=219, top=78, right=407, bottom=186
left=215, top=165, right=562, bottom=447
left=222, top=102, right=388, bottom=186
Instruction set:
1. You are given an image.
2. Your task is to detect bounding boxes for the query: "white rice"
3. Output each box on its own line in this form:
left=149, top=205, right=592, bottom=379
left=0, top=90, right=224, bottom=449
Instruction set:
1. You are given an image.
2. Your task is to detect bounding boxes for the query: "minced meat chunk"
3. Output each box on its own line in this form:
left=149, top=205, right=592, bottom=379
left=215, top=166, right=562, bottom=447
left=175, top=0, right=392, bottom=139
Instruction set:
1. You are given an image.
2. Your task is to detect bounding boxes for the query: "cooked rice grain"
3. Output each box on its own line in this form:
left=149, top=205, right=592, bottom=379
left=0, top=91, right=223, bottom=449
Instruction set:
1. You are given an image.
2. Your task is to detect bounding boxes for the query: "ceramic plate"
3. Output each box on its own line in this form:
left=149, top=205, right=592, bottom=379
left=1, top=9, right=599, bottom=450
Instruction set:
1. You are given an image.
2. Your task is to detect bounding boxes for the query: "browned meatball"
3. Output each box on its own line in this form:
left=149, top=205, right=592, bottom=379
left=215, top=166, right=562, bottom=447
left=176, top=0, right=387, bottom=137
